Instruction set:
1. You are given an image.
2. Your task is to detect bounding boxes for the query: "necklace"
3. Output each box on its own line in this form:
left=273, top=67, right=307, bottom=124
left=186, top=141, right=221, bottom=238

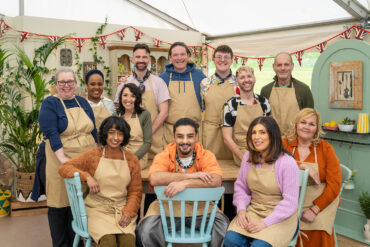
left=176, top=151, right=196, bottom=169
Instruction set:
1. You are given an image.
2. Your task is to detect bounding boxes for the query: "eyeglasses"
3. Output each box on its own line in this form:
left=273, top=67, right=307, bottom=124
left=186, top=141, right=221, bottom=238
left=215, top=55, right=232, bottom=61
left=57, top=80, right=75, bottom=86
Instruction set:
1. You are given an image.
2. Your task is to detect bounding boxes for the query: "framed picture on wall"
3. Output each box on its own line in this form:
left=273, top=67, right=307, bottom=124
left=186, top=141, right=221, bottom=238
left=329, top=61, right=362, bottom=109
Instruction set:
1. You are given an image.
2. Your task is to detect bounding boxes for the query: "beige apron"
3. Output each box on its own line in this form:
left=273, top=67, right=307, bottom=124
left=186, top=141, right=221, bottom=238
left=163, top=72, right=202, bottom=145
left=203, top=83, right=234, bottom=160
left=136, top=76, right=164, bottom=159
left=92, top=99, right=111, bottom=130
left=45, top=97, right=96, bottom=207
left=125, top=113, right=148, bottom=169
left=84, top=148, right=137, bottom=243
left=228, top=164, right=297, bottom=247
left=269, top=82, right=300, bottom=136
left=292, top=147, right=339, bottom=235
left=233, top=102, right=264, bottom=166
left=144, top=161, right=214, bottom=218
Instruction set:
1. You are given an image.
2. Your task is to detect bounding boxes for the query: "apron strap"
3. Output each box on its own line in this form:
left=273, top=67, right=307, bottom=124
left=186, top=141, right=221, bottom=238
left=298, top=230, right=309, bottom=247
left=169, top=72, right=193, bottom=94
left=292, top=146, right=317, bottom=165
left=273, top=80, right=295, bottom=88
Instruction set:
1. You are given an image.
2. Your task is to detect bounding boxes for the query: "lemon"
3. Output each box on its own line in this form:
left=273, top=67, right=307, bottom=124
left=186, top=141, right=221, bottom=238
left=329, top=121, right=337, bottom=127
left=324, top=122, right=330, bottom=127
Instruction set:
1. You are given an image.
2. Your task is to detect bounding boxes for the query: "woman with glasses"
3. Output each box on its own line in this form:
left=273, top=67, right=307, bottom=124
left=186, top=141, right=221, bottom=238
left=38, top=67, right=97, bottom=247
left=118, top=83, right=152, bottom=169
left=85, top=69, right=115, bottom=129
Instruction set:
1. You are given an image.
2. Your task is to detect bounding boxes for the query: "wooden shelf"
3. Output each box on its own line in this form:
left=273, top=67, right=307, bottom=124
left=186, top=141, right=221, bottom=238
left=10, top=199, right=47, bottom=217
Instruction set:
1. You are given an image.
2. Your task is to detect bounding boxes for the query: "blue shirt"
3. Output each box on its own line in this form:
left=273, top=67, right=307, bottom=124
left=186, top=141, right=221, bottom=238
left=160, top=63, right=206, bottom=109
left=38, top=95, right=97, bottom=152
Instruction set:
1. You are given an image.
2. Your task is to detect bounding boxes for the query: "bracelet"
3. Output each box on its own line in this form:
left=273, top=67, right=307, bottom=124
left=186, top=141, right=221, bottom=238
left=309, top=207, right=318, bottom=215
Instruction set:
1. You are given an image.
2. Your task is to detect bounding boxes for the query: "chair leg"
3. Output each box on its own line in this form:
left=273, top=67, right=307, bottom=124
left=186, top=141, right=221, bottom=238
left=202, top=243, right=208, bottom=247
left=167, top=243, right=172, bottom=247
left=73, top=235, right=80, bottom=247
left=140, top=193, right=146, bottom=219
left=334, top=227, right=338, bottom=247
left=221, top=195, right=225, bottom=212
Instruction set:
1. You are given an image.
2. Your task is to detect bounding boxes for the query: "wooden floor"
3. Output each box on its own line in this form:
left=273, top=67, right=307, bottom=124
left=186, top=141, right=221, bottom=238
left=1, top=213, right=368, bottom=247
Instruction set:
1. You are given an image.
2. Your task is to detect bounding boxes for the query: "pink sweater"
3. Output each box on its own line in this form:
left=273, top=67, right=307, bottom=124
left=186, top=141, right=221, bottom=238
left=233, top=152, right=299, bottom=227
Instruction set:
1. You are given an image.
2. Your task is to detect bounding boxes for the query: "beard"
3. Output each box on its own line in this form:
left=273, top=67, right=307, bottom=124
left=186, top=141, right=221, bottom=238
left=135, top=63, right=148, bottom=71
left=178, top=143, right=192, bottom=156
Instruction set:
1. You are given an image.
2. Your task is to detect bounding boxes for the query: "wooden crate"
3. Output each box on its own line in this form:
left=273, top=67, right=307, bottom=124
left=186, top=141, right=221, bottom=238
left=10, top=199, right=47, bottom=217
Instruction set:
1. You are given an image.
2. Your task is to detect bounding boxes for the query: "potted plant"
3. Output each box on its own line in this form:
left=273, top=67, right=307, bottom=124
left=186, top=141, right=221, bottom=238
left=343, top=169, right=357, bottom=190
left=0, top=39, right=66, bottom=201
left=338, top=117, right=355, bottom=132
left=359, top=192, right=370, bottom=242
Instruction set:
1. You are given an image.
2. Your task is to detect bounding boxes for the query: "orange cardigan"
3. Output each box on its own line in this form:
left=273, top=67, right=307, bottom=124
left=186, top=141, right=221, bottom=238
left=283, top=138, right=341, bottom=210
left=58, top=147, right=142, bottom=217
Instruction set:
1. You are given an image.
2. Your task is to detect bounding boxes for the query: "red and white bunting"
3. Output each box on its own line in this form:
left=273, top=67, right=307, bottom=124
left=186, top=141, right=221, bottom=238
left=20, top=32, right=32, bottom=42
left=134, top=30, right=142, bottom=41
left=316, top=42, right=327, bottom=53
left=295, top=51, right=304, bottom=66
left=340, top=29, right=352, bottom=39
left=99, top=36, right=107, bottom=49
left=154, top=39, right=161, bottom=48
left=192, top=47, right=198, bottom=57
left=234, top=57, right=239, bottom=64
left=74, top=38, right=86, bottom=53
left=48, top=36, right=60, bottom=43
left=354, top=28, right=367, bottom=40
left=0, top=23, right=9, bottom=38
left=257, top=58, right=265, bottom=71
left=117, top=29, right=126, bottom=40
left=241, top=57, right=248, bottom=66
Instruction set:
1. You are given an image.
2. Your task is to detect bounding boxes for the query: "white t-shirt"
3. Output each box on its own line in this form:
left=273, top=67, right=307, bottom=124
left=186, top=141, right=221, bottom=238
left=88, top=97, right=116, bottom=115
left=179, top=156, right=193, bottom=173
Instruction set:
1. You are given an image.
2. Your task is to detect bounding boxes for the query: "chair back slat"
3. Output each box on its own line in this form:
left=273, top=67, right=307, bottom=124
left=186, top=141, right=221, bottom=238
left=64, top=172, right=92, bottom=244
left=190, top=201, right=198, bottom=238
left=340, top=164, right=352, bottom=194
left=154, top=186, right=225, bottom=245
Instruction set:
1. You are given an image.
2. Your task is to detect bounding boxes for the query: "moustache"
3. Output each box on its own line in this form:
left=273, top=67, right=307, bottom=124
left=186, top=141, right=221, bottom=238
left=179, top=143, right=191, bottom=147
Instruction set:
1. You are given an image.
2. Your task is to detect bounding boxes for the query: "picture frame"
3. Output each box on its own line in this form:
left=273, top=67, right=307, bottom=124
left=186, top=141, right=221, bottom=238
left=329, top=61, right=362, bottom=109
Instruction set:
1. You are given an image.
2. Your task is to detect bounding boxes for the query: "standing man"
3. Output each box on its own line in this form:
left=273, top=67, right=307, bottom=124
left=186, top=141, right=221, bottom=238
left=222, top=66, right=271, bottom=166
left=136, top=118, right=229, bottom=247
left=160, top=42, right=206, bottom=145
left=201, top=45, right=237, bottom=160
left=115, top=43, right=170, bottom=158
left=260, top=52, right=314, bottom=136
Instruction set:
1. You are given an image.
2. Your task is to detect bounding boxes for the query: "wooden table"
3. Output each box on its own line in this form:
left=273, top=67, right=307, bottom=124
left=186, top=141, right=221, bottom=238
left=140, top=160, right=240, bottom=218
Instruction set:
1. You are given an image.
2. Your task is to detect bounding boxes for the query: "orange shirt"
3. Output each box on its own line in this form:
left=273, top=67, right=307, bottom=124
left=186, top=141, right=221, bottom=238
left=149, top=142, right=222, bottom=177
left=283, top=138, right=341, bottom=210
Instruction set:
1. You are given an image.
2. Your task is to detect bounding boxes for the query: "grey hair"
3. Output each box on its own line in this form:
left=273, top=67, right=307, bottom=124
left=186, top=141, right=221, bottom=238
left=274, top=52, right=293, bottom=64
left=55, top=67, right=77, bottom=84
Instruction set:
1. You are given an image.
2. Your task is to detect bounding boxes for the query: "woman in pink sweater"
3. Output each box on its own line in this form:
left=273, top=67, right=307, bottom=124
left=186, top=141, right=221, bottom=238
left=225, top=116, right=299, bottom=247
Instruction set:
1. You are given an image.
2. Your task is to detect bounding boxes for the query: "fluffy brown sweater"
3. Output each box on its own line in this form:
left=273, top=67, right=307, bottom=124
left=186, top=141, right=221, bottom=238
left=58, top=147, right=142, bottom=217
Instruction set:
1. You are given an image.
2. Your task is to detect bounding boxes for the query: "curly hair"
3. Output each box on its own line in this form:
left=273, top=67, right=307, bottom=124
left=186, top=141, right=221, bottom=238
left=117, top=83, right=144, bottom=116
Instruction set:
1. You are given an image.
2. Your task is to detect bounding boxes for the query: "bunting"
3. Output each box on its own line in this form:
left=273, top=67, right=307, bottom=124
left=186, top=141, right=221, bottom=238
left=99, top=36, right=107, bottom=49
left=154, top=39, right=161, bottom=48
left=354, top=28, right=367, bottom=40
left=257, top=58, right=265, bottom=71
left=20, top=32, right=32, bottom=42
left=340, top=29, right=352, bottom=39
left=0, top=22, right=9, bottom=38
left=315, top=42, right=327, bottom=53
left=192, top=47, right=198, bottom=57
left=234, top=56, right=239, bottom=64
left=241, top=57, right=248, bottom=66
left=134, top=30, right=142, bottom=41
left=294, top=51, right=304, bottom=66
left=117, top=29, right=126, bottom=40
left=48, top=36, right=60, bottom=43
left=74, top=38, right=85, bottom=53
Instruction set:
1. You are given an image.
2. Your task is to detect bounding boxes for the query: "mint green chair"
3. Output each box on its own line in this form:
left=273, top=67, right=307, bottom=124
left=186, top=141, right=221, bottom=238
left=64, top=172, right=92, bottom=247
left=154, top=186, right=225, bottom=247
left=333, top=164, right=352, bottom=247
left=287, top=169, right=310, bottom=246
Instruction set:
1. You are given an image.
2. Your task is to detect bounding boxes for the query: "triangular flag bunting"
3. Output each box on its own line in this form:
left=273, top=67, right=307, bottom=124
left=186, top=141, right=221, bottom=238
left=20, top=32, right=32, bottom=42
left=295, top=51, right=304, bottom=66
left=134, top=30, right=142, bottom=41
left=315, top=42, right=327, bottom=53
left=74, top=38, right=86, bottom=53
left=257, top=58, right=265, bottom=71
left=0, top=22, right=9, bottom=38
left=241, top=57, right=248, bottom=66
left=340, top=29, right=352, bottom=39
left=48, top=36, right=60, bottom=43
left=99, top=36, right=107, bottom=49
left=234, top=57, right=239, bottom=64
left=117, top=29, right=126, bottom=40
left=354, top=28, right=367, bottom=40
left=154, top=39, right=161, bottom=48
left=192, top=47, right=198, bottom=57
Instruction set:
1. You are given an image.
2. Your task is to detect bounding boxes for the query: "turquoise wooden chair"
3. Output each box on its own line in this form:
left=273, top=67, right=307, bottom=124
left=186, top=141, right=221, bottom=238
left=64, top=172, right=92, bottom=247
left=287, top=169, right=309, bottom=246
left=333, top=164, right=352, bottom=247
left=154, top=186, right=225, bottom=247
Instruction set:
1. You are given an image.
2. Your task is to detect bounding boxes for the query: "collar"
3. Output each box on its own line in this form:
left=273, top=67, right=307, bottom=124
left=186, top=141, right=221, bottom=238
left=273, top=75, right=294, bottom=87
left=133, top=70, right=150, bottom=83
left=215, top=70, right=233, bottom=84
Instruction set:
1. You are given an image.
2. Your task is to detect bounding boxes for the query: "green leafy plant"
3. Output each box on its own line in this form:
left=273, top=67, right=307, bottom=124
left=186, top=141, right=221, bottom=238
left=0, top=38, right=67, bottom=172
left=359, top=192, right=370, bottom=219
left=340, top=117, right=355, bottom=125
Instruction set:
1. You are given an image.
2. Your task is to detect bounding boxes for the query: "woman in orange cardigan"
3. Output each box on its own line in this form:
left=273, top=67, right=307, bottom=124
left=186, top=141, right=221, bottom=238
left=283, top=108, right=341, bottom=247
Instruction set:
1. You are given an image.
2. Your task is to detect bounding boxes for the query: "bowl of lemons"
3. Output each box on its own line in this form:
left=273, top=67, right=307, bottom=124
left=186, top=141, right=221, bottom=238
left=338, top=117, right=355, bottom=132
left=323, top=120, right=338, bottom=131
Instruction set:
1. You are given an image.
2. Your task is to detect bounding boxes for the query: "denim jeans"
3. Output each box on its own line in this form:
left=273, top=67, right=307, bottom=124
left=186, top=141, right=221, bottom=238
left=224, top=231, right=272, bottom=247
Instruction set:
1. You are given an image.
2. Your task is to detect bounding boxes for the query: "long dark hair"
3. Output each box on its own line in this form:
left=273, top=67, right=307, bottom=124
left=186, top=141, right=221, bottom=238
left=118, top=83, right=144, bottom=116
left=246, top=116, right=290, bottom=164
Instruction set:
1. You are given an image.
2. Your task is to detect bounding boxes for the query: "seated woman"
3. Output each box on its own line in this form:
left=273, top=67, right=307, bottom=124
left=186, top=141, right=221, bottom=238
left=85, top=69, right=116, bottom=129
left=118, top=83, right=152, bottom=169
left=225, top=116, right=299, bottom=247
left=59, top=116, right=142, bottom=247
left=283, top=108, right=341, bottom=247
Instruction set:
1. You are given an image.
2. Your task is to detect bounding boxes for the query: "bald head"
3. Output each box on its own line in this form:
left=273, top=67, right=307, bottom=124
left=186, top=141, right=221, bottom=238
left=274, top=52, right=293, bottom=65
left=273, top=52, right=294, bottom=85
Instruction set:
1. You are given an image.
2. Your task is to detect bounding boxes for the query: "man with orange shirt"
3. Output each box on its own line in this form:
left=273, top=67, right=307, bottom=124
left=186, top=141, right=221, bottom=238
left=135, top=118, right=229, bottom=247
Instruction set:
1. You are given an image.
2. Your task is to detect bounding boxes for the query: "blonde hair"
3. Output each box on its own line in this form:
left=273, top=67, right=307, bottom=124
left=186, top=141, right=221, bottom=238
left=236, top=66, right=254, bottom=78
left=286, top=108, right=324, bottom=146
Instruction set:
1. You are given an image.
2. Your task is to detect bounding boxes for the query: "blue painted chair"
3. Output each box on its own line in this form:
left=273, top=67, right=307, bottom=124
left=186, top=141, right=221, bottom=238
left=287, top=169, right=310, bottom=246
left=64, top=172, right=92, bottom=247
left=333, top=164, right=352, bottom=247
left=154, top=186, right=225, bottom=247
